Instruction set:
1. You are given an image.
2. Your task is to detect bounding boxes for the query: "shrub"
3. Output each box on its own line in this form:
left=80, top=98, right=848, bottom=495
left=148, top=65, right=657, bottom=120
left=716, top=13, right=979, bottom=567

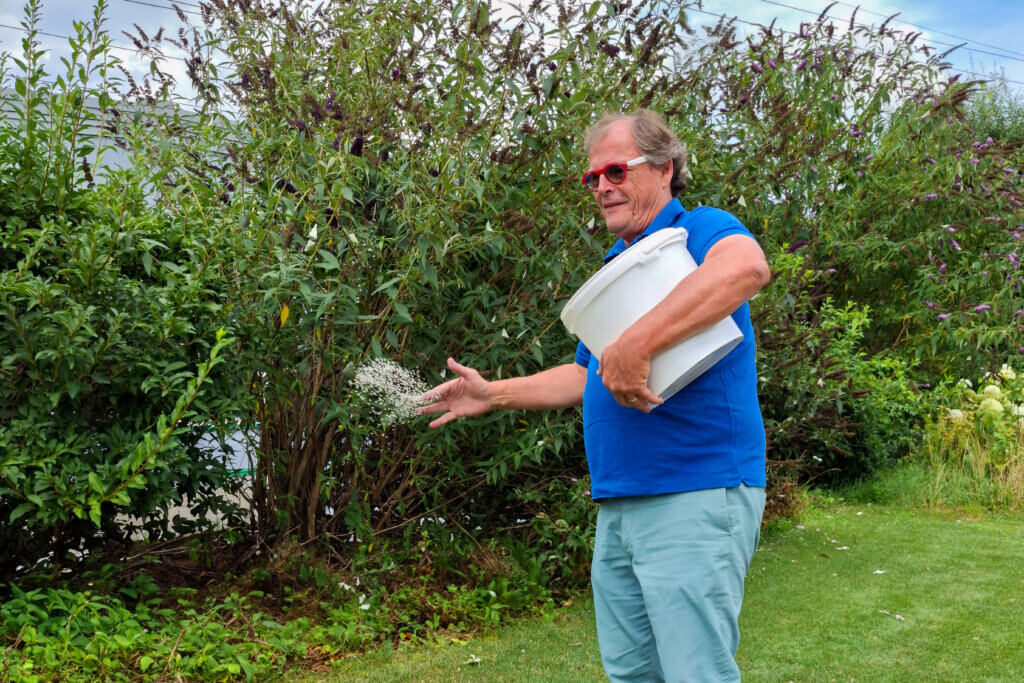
left=965, top=72, right=1024, bottom=144
left=865, top=362, right=1024, bottom=510
left=0, top=1, right=249, bottom=579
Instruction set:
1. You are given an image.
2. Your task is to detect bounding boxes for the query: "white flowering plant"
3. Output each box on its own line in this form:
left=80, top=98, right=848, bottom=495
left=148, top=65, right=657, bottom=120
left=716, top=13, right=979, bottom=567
left=931, top=361, right=1024, bottom=475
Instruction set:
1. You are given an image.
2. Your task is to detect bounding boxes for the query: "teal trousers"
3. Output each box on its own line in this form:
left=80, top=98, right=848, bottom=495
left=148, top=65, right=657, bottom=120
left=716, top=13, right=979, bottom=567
left=591, top=485, right=766, bottom=682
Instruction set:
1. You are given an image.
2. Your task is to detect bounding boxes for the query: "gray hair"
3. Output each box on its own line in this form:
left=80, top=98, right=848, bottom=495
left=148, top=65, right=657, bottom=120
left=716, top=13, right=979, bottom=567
left=583, top=109, right=689, bottom=196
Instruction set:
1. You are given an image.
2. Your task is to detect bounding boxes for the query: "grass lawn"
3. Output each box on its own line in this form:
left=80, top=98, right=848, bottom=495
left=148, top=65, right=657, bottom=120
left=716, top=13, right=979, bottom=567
left=317, top=502, right=1024, bottom=681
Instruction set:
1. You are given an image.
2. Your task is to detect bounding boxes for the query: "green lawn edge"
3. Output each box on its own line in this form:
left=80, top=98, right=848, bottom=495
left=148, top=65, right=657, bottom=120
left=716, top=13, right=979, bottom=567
left=311, top=503, right=1024, bottom=682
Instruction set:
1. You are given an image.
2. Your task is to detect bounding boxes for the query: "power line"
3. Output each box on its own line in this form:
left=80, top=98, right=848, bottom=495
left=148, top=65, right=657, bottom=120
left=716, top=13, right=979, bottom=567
left=118, top=0, right=201, bottom=15
left=0, top=22, right=190, bottom=64
left=829, top=0, right=1024, bottom=60
left=759, top=0, right=1024, bottom=65
left=687, top=5, right=1024, bottom=87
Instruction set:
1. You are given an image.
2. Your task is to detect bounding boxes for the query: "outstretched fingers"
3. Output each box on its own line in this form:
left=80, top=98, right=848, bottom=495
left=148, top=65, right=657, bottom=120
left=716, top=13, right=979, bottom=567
left=428, top=411, right=459, bottom=429
left=446, top=356, right=477, bottom=379
left=413, top=378, right=456, bottom=407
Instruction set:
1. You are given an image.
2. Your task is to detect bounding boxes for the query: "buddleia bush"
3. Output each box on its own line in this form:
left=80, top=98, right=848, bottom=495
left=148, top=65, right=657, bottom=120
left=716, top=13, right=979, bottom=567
left=5, top=0, right=1024, bottom=580
left=130, top=0, right=698, bottom=544
left=668, top=16, right=1023, bottom=377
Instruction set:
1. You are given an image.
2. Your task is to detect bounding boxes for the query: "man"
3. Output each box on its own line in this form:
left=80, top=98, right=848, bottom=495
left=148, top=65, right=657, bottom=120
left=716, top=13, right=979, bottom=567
left=417, top=109, right=770, bottom=682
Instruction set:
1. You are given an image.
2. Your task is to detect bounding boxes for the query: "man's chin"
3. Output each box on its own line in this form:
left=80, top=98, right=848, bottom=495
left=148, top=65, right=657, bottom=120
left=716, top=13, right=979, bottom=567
left=606, top=223, right=631, bottom=239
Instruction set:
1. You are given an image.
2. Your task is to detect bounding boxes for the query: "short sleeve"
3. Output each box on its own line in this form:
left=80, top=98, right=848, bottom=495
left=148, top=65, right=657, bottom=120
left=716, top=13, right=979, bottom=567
left=575, top=341, right=592, bottom=368
left=684, top=207, right=756, bottom=265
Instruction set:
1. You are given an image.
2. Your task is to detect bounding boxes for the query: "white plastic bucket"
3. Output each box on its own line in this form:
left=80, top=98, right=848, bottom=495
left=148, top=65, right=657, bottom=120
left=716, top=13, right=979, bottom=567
left=560, top=227, right=743, bottom=403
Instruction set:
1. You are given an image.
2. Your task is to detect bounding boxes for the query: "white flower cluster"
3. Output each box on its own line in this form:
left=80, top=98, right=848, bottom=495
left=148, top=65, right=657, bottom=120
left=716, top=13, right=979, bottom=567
left=352, top=358, right=434, bottom=426
left=949, top=363, right=1024, bottom=423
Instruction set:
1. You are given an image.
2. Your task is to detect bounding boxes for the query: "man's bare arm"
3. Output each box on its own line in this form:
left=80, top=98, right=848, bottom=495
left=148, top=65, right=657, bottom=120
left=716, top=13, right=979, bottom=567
left=417, top=358, right=586, bottom=429
left=489, top=362, right=587, bottom=411
left=597, top=234, right=770, bottom=407
left=625, top=234, right=770, bottom=358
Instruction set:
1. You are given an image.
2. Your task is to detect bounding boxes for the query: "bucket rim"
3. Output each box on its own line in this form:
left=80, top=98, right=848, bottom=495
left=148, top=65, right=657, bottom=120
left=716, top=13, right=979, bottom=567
left=560, top=227, right=690, bottom=335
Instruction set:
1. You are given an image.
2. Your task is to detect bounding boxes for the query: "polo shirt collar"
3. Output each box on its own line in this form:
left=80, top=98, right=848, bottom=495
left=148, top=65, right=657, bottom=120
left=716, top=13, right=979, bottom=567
left=602, top=198, right=687, bottom=263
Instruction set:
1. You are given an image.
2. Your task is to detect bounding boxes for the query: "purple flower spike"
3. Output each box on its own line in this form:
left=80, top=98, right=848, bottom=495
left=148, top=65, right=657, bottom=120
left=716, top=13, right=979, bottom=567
left=925, top=157, right=937, bottom=164
left=811, top=166, right=818, bottom=173
left=865, top=154, right=874, bottom=162
left=1005, top=168, right=1016, bottom=174
left=924, top=300, right=935, bottom=309
left=1010, top=253, right=1020, bottom=268
left=1015, top=310, right=1023, bottom=318
left=850, top=130, right=863, bottom=138
left=349, top=134, right=364, bottom=157
left=971, top=159, right=981, bottom=165
left=923, top=193, right=938, bottom=200
left=767, top=59, right=776, bottom=68
left=987, top=137, right=994, bottom=144
left=1014, top=231, right=1023, bottom=240
left=750, top=62, right=765, bottom=74
left=946, top=226, right=957, bottom=233
left=786, top=240, right=808, bottom=254
left=827, top=268, right=837, bottom=274
left=831, top=93, right=839, bottom=100
left=937, top=314, right=949, bottom=321
left=974, top=305, right=991, bottom=312
left=857, top=172, right=864, bottom=178
left=796, top=59, right=807, bottom=71
left=583, top=490, right=591, bottom=497
left=950, top=239, right=961, bottom=251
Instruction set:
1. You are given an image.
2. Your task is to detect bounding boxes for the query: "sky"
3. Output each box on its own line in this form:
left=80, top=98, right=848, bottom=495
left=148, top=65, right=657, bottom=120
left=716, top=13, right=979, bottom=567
left=2, top=0, right=1023, bottom=102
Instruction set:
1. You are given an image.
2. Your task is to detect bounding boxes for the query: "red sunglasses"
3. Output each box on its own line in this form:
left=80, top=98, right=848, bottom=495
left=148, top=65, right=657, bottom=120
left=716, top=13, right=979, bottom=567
left=581, top=156, right=649, bottom=190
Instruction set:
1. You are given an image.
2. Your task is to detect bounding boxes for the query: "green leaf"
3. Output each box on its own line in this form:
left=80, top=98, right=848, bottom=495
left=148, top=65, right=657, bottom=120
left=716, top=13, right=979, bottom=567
left=9, top=502, right=34, bottom=523
left=374, top=276, right=403, bottom=295
left=393, top=301, right=412, bottom=323
left=319, top=249, right=340, bottom=271
left=88, top=472, right=105, bottom=494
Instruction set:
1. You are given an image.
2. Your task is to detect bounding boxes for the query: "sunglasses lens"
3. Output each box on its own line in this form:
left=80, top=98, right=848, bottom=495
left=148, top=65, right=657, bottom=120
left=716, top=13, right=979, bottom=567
left=583, top=172, right=600, bottom=189
left=605, top=164, right=626, bottom=183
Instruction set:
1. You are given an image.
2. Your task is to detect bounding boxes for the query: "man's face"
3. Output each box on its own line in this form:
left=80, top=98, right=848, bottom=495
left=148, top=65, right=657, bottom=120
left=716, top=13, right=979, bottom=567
left=587, top=120, right=672, bottom=244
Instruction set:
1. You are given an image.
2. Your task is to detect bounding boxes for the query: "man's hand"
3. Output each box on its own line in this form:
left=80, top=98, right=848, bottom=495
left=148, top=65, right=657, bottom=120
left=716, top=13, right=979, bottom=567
left=415, top=357, right=492, bottom=428
left=596, top=334, right=663, bottom=412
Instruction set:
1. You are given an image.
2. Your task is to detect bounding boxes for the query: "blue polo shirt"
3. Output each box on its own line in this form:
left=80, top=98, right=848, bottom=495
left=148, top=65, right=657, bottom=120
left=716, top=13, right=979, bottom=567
left=574, top=198, right=766, bottom=500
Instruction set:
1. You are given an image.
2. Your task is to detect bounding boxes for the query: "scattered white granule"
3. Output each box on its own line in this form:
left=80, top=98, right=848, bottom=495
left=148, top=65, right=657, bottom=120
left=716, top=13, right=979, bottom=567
left=352, top=358, right=434, bottom=425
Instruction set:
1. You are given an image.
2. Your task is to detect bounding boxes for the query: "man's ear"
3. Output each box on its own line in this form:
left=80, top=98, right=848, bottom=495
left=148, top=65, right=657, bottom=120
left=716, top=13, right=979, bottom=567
left=661, top=160, right=674, bottom=185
